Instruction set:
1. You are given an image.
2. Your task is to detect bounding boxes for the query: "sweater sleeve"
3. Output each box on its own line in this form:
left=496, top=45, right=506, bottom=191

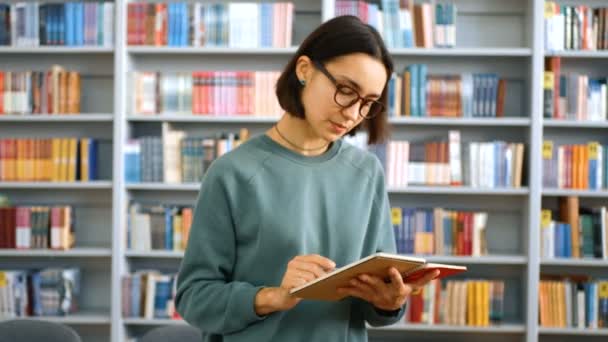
left=175, top=163, right=267, bottom=335
left=354, top=159, right=406, bottom=327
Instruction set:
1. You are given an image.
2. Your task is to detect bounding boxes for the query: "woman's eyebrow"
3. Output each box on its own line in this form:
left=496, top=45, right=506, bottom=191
left=336, top=75, right=381, bottom=98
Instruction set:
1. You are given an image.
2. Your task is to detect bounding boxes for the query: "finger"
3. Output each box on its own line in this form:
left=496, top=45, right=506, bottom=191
left=387, top=268, right=408, bottom=297
left=410, top=269, right=441, bottom=288
left=358, top=274, right=387, bottom=292
left=291, top=260, right=327, bottom=278
left=289, top=269, right=317, bottom=282
left=302, top=254, right=336, bottom=271
left=337, top=287, right=372, bottom=302
left=388, top=267, right=405, bottom=288
left=349, top=277, right=376, bottom=295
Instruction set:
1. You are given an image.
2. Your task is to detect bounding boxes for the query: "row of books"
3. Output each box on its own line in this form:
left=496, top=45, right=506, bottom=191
left=338, top=0, right=456, bottom=49
left=542, top=141, right=608, bottom=190
left=392, top=207, right=488, bottom=257
left=0, top=66, right=81, bottom=115
left=405, top=279, right=505, bottom=326
left=387, top=66, right=507, bottom=118
left=130, top=71, right=282, bottom=116
left=127, top=203, right=192, bottom=252
left=124, top=125, right=248, bottom=184
left=122, top=271, right=179, bottom=319
left=127, top=2, right=293, bottom=48
left=371, top=132, right=525, bottom=188
left=0, top=138, right=99, bottom=182
left=544, top=2, right=608, bottom=51
left=544, top=57, right=608, bottom=121
left=0, top=268, right=80, bottom=318
left=0, top=205, right=74, bottom=250
left=539, top=278, right=608, bottom=328
left=541, top=198, right=608, bottom=260
left=0, top=2, right=114, bottom=47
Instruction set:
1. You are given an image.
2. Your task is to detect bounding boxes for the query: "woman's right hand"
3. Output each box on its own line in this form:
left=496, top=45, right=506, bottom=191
left=254, top=254, right=336, bottom=315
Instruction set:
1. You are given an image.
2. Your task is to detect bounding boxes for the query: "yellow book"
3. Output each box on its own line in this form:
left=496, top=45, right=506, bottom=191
left=52, top=139, right=60, bottom=181
left=16, top=140, right=23, bottom=181
left=68, top=138, right=77, bottom=182
left=476, top=281, right=484, bottom=326
left=482, top=281, right=490, bottom=326
left=173, top=214, right=183, bottom=251
left=58, top=138, right=67, bottom=181
left=466, top=281, right=475, bottom=326
left=80, top=139, right=89, bottom=182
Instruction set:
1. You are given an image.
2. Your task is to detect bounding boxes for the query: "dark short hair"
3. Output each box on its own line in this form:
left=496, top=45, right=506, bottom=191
left=275, top=15, right=393, bottom=145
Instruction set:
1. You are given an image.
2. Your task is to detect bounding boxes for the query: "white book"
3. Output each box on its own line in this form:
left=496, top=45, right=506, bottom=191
left=162, top=122, right=185, bottom=183
left=472, top=212, right=488, bottom=256
left=576, top=289, right=585, bottom=328
left=564, top=282, right=572, bottom=327
left=449, top=130, right=462, bottom=185
left=104, top=3, right=114, bottom=47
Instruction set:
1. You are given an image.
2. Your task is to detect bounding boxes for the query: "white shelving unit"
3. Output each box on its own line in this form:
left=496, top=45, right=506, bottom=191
left=2, top=0, right=607, bottom=341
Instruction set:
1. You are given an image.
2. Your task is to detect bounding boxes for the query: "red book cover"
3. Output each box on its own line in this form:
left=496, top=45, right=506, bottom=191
left=408, top=290, right=424, bottom=323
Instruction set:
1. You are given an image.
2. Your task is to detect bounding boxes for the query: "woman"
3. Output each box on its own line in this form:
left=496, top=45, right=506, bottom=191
left=175, top=15, right=439, bottom=341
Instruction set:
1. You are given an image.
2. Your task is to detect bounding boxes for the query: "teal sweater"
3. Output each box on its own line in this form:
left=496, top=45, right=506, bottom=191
left=175, top=134, right=405, bottom=341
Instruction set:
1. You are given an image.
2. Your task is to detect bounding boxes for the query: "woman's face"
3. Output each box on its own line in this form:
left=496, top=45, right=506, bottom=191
left=296, top=53, right=388, bottom=142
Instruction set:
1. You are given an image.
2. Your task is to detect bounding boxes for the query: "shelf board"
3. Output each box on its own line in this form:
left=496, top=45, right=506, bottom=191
left=128, top=46, right=297, bottom=55
left=126, top=184, right=530, bottom=195
left=389, top=186, right=529, bottom=195
left=0, top=47, right=114, bottom=54
left=390, top=47, right=532, bottom=57
left=0, top=181, right=113, bottom=189
left=125, top=250, right=184, bottom=258
left=543, top=119, right=608, bottom=128
left=539, top=327, right=608, bottom=336
left=369, top=323, right=526, bottom=333
left=127, top=46, right=531, bottom=57
left=1, top=312, right=111, bottom=325
left=390, top=117, right=530, bottom=126
left=0, top=248, right=112, bottom=257
left=545, top=50, right=608, bottom=58
left=128, top=115, right=279, bottom=123
left=541, top=258, right=608, bottom=267
left=126, top=183, right=200, bottom=191
left=407, top=255, right=527, bottom=265
left=123, top=318, right=186, bottom=326
left=0, top=114, right=113, bottom=122
left=127, top=115, right=531, bottom=127
left=542, top=189, right=608, bottom=198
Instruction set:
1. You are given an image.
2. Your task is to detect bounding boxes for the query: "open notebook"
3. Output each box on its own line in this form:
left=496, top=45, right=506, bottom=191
left=289, top=252, right=467, bottom=301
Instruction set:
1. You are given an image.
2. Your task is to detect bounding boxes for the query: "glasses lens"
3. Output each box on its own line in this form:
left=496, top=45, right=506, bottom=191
left=334, top=85, right=359, bottom=107
left=362, top=101, right=384, bottom=119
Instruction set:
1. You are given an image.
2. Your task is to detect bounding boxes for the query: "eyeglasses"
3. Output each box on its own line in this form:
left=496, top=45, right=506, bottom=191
left=312, top=60, right=385, bottom=120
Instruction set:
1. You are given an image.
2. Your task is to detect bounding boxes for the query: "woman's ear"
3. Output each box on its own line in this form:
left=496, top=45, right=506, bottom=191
left=295, top=55, right=313, bottom=85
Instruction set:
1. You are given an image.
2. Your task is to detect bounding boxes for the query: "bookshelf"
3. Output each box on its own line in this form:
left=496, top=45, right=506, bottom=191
left=2, top=0, right=607, bottom=341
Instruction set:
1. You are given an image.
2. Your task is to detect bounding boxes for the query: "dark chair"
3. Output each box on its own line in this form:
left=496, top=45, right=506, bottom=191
left=139, top=324, right=203, bottom=342
left=0, top=319, right=82, bottom=342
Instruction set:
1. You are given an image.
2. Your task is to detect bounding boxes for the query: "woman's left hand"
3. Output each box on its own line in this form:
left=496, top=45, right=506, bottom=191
left=337, top=267, right=440, bottom=311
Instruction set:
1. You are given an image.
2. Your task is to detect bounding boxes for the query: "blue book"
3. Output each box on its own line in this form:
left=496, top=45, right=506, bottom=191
left=153, top=278, right=172, bottom=318
left=419, top=64, right=428, bottom=116
left=77, top=3, right=84, bottom=46
left=167, top=3, right=174, bottom=46
left=555, top=223, right=564, bottom=257
left=164, top=207, right=173, bottom=250
left=182, top=3, right=189, bottom=46
left=563, top=223, right=572, bottom=257
left=443, top=213, right=453, bottom=255
left=407, top=65, right=418, bottom=116
left=130, top=274, right=141, bottom=317
left=88, top=139, right=98, bottom=180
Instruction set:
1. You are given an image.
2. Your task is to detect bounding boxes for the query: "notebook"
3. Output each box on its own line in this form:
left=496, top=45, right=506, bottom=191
left=289, top=252, right=467, bottom=301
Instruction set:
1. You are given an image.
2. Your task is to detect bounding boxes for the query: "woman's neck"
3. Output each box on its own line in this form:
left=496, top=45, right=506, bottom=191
left=267, top=114, right=331, bottom=157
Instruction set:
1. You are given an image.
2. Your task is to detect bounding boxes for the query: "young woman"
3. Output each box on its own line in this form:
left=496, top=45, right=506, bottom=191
left=175, top=15, right=439, bottom=341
